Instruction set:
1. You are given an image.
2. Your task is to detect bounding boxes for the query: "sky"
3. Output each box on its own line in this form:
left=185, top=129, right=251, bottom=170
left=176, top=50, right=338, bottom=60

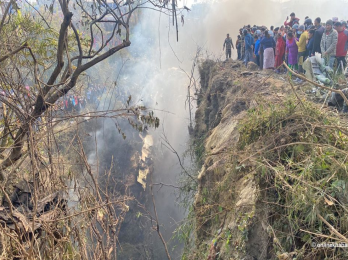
left=176, top=0, right=348, bottom=59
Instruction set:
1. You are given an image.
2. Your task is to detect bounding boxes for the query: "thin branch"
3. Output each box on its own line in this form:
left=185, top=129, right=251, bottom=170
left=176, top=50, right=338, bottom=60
left=160, top=130, right=197, bottom=184
left=24, top=0, right=51, bottom=29
left=0, top=43, right=28, bottom=63
left=283, top=61, right=348, bottom=105
left=317, top=214, right=348, bottom=243
left=150, top=170, right=171, bottom=260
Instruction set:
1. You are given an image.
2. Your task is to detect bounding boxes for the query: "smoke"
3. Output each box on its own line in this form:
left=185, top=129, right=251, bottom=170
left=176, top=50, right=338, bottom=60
left=84, top=0, right=348, bottom=258
left=83, top=4, right=209, bottom=259
left=186, top=0, right=348, bottom=59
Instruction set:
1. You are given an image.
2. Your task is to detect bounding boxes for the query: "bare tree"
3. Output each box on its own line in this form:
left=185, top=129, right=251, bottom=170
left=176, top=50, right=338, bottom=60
left=0, top=0, right=182, bottom=177
left=0, top=0, right=182, bottom=258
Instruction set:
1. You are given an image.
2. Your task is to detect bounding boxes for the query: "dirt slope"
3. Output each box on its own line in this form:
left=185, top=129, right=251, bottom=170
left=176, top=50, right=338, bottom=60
left=190, top=60, right=348, bottom=260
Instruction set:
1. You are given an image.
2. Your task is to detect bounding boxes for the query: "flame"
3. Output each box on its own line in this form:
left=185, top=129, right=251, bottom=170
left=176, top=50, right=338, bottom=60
left=137, top=134, right=154, bottom=190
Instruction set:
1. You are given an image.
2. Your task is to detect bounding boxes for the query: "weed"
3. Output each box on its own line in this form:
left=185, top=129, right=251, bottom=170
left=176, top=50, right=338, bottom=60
left=238, top=97, right=348, bottom=258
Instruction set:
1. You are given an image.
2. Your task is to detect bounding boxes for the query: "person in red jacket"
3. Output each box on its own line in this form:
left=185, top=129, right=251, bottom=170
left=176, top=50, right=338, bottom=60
left=284, top=12, right=300, bottom=27
left=274, top=32, right=286, bottom=73
left=335, top=22, right=348, bottom=73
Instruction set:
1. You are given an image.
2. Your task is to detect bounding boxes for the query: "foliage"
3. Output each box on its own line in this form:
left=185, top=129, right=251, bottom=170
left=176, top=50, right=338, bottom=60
left=0, top=0, right=178, bottom=259
left=238, top=98, right=348, bottom=259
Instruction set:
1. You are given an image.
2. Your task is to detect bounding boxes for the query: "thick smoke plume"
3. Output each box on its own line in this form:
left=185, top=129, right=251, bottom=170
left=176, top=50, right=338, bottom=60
left=84, top=3, right=209, bottom=259
left=189, top=0, right=348, bottom=59
left=85, top=0, right=348, bottom=258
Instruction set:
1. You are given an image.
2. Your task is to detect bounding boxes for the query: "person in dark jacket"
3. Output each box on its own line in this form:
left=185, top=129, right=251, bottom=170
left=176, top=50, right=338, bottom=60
left=306, top=29, right=315, bottom=58
left=239, top=29, right=245, bottom=60
left=304, top=18, right=313, bottom=30
left=259, top=27, right=266, bottom=69
left=244, top=29, right=254, bottom=66
left=260, top=31, right=276, bottom=69
left=236, top=35, right=242, bottom=60
left=223, top=34, right=234, bottom=60
left=312, top=17, right=325, bottom=56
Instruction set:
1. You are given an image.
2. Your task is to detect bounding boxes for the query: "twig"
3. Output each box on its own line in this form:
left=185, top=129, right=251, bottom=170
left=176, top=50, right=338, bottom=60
left=45, top=199, right=129, bottom=222
left=160, top=130, right=197, bottom=184
left=150, top=171, right=171, bottom=260
left=283, top=61, right=348, bottom=106
left=0, top=43, right=29, bottom=63
left=287, top=76, right=305, bottom=109
left=300, top=229, right=343, bottom=242
left=317, top=214, right=348, bottom=243
left=153, top=182, right=180, bottom=190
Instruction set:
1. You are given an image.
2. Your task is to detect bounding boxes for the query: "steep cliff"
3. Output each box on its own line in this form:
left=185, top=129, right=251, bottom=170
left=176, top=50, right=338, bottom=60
left=189, top=60, right=348, bottom=260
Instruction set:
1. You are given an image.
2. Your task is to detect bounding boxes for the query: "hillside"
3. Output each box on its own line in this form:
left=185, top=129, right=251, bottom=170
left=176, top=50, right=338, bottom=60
left=188, top=60, right=348, bottom=260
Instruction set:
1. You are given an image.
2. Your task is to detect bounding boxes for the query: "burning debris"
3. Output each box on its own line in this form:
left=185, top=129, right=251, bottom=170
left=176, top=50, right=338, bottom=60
left=137, top=134, right=154, bottom=190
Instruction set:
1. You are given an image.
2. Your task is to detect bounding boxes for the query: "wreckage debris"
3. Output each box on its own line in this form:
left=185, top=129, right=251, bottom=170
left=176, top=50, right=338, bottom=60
left=137, top=134, right=154, bottom=190
left=0, top=180, right=67, bottom=241
left=240, top=71, right=253, bottom=76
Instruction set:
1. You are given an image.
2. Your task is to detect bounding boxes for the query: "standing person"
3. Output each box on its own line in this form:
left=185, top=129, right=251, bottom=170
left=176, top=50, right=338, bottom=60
left=304, top=18, right=313, bottom=30
left=239, top=29, right=245, bottom=61
left=286, top=31, right=299, bottom=75
left=223, top=33, right=234, bottom=60
left=284, top=12, right=300, bottom=27
left=254, top=34, right=261, bottom=66
left=306, top=29, right=315, bottom=58
left=296, top=25, right=308, bottom=73
left=273, top=27, right=280, bottom=41
left=236, top=35, right=242, bottom=60
left=292, top=24, right=300, bottom=39
left=275, top=32, right=286, bottom=72
left=259, top=28, right=266, bottom=69
left=321, top=20, right=338, bottom=68
left=312, top=17, right=325, bottom=56
left=260, top=30, right=276, bottom=70
left=69, top=96, right=73, bottom=111
left=74, top=95, right=79, bottom=108
left=335, top=22, right=348, bottom=73
left=243, top=29, right=254, bottom=66
left=280, top=25, right=285, bottom=36
left=64, top=97, right=68, bottom=110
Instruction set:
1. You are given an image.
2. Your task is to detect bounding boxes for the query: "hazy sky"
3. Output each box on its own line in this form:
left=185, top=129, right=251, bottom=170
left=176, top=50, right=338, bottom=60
left=177, top=0, right=348, bottom=59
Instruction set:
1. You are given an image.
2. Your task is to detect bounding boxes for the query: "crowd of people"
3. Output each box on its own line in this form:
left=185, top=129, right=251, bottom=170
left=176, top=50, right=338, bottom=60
left=224, top=13, right=348, bottom=80
left=58, top=84, right=105, bottom=112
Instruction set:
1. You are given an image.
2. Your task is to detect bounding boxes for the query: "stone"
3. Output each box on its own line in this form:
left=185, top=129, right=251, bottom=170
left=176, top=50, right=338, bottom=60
left=247, top=61, right=259, bottom=71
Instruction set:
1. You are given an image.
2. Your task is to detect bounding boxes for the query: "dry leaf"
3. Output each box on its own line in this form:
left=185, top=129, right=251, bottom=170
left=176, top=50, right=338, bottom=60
left=324, top=197, right=334, bottom=206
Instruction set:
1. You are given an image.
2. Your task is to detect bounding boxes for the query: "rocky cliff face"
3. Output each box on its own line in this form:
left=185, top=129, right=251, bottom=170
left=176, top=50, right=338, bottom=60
left=190, top=59, right=348, bottom=260
left=192, top=60, right=290, bottom=259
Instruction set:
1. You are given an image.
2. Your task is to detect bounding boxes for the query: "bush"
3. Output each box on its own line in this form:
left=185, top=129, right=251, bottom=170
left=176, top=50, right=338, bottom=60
left=238, top=98, right=348, bottom=259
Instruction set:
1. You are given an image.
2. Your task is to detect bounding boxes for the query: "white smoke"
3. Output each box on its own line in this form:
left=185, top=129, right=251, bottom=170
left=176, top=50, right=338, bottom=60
left=86, top=0, right=348, bottom=258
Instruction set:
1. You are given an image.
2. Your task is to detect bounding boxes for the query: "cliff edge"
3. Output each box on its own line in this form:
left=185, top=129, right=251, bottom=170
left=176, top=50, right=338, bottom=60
left=189, top=60, right=348, bottom=260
